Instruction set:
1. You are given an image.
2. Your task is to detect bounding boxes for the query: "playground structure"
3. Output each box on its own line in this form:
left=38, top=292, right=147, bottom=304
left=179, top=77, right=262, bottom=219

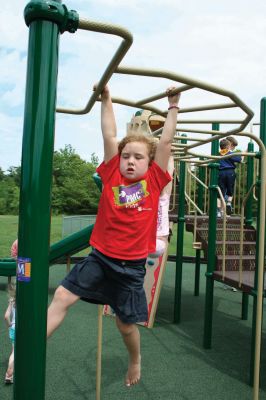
left=0, top=1, right=265, bottom=400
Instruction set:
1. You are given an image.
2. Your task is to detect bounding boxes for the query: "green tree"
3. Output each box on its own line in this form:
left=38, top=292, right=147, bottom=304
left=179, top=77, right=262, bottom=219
left=0, top=178, right=19, bottom=214
left=52, top=145, right=100, bottom=214
left=0, top=145, right=101, bottom=215
left=7, top=166, right=21, bottom=186
left=0, top=167, right=5, bottom=181
left=90, top=152, right=99, bottom=168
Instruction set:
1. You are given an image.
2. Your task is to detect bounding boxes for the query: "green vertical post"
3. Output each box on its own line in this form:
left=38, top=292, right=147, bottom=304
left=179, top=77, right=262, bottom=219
left=194, top=249, right=201, bottom=296
left=203, top=163, right=219, bottom=348
left=250, top=98, right=266, bottom=385
left=174, top=136, right=187, bottom=323
left=211, top=123, right=220, bottom=155
left=197, top=161, right=205, bottom=211
left=245, top=141, right=254, bottom=226
left=194, top=160, right=205, bottom=296
left=241, top=141, right=254, bottom=321
left=14, top=2, right=78, bottom=399
left=202, top=123, right=219, bottom=345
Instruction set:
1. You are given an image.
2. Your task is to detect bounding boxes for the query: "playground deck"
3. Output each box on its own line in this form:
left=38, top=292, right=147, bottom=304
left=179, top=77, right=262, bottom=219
left=0, top=261, right=265, bottom=400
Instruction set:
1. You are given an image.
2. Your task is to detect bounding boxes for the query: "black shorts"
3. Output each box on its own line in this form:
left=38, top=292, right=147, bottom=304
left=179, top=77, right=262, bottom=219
left=61, top=248, right=148, bottom=324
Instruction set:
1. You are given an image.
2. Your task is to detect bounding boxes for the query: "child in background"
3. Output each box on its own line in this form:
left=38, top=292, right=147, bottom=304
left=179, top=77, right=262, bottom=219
left=147, top=156, right=174, bottom=263
left=217, top=138, right=241, bottom=217
left=10, top=239, right=18, bottom=258
left=4, top=282, right=16, bottom=384
left=225, top=136, right=241, bottom=213
left=226, top=136, right=239, bottom=151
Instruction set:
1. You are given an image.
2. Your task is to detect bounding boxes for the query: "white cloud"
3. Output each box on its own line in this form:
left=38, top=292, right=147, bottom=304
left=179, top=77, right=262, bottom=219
left=1, top=0, right=266, bottom=171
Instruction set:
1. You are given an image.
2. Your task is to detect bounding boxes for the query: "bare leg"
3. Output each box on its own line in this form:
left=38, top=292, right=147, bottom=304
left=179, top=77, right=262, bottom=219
left=5, top=345, right=14, bottom=382
left=47, top=285, right=79, bottom=337
left=115, top=316, right=141, bottom=386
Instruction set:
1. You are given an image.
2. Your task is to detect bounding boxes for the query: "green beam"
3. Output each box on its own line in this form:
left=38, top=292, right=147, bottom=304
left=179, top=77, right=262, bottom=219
left=14, top=2, right=63, bottom=399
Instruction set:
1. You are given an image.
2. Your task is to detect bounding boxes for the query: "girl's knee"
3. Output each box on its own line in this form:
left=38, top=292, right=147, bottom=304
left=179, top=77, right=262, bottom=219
left=116, top=318, right=137, bottom=336
left=53, top=286, right=78, bottom=307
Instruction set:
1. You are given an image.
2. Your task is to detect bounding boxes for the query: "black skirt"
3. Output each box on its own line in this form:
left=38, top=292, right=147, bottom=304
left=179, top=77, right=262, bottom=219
left=61, top=248, right=148, bottom=324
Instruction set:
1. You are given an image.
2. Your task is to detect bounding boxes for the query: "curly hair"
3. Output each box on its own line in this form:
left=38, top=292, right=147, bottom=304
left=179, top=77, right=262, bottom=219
left=118, top=134, right=157, bottom=162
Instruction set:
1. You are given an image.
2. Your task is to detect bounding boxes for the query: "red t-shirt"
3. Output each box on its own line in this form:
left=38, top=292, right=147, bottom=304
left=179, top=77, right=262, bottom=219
left=90, top=154, right=171, bottom=260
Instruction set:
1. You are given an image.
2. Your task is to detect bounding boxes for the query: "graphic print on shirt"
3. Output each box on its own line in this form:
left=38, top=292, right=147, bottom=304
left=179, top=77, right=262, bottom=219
left=112, top=180, right=149, bottom=208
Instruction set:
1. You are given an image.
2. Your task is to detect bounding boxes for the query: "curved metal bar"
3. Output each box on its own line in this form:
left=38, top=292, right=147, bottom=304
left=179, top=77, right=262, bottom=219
left=110, top=96, right=165, bottom=115
left=179, top=103, right=237, bottom=114
left=115, top=66, right=254, bottom=133
left=177, top=119, right=244, bottom=124
left=56, top=18, right=133, bottom=115
left=187, top=151, right=255, bottom=162
left=135, top=84, right=192, bottom=106
left=57, top=58, right=253, bottom=134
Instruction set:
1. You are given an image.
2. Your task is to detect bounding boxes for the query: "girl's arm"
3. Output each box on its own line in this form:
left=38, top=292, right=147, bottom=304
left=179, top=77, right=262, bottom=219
left=155, top=88, right=180, bottom=171
left=94, top=85, right=118, bottom=163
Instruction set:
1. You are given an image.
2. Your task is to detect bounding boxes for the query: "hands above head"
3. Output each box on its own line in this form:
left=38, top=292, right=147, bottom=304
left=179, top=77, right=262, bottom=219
left=93, top=83, right=110, bottom=101
left=166, top=86, right=181, bottom=109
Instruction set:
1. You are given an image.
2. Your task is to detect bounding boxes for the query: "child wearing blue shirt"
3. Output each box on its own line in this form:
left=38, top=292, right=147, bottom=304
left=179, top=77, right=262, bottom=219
left=217, top=138, right=241, bottom=216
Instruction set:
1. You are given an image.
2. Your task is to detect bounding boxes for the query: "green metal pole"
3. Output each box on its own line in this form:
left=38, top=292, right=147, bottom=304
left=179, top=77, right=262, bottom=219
left=174, top=137, right=187, bottom=323
left=202, top=124, right=219, bottom=346
left=241, top=141, right=254, bottom=321
left=194, top=249, right=201, bottom=296
left=203, top=163, right=219, bottom=349
left=194, top=161, right=205, bottom=296
left=14, top=3, right=62, bottom=399
left=250, top=98, right=266, bottom=385
left=197, top=161, right=205, bottom=211
left=245, top=141, right=254, bottom=226
left=211, top=123, right=220, bottom=155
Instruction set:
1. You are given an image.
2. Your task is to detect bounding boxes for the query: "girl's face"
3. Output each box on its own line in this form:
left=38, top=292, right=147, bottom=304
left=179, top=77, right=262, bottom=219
left=120, top=141, right=150, bottom=180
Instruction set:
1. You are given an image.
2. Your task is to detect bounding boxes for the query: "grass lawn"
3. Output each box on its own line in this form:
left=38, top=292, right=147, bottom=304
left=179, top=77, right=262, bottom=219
left=0, top=215, right=195, bottom=258
left=0, top=215, right=62, bottom=258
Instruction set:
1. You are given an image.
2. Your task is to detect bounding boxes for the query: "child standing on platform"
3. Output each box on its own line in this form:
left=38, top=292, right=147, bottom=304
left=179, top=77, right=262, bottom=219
left=217, top=138, right=241, bottom=217
left=46, top=85, right=180, bottom=387
left=148, top=155, right=174, bottom=262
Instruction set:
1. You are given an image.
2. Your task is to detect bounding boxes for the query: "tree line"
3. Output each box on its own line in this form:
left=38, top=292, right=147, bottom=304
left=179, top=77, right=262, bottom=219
left=0, top=145, right=101, bottom=215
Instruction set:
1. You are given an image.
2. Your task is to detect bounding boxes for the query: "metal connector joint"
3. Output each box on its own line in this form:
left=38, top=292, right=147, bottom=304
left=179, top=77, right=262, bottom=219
left=24, top=0, right=79, bottom=33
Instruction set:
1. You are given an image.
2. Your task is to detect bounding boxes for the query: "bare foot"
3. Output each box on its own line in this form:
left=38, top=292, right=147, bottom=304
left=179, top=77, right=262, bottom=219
left=5, top=373, right=13, bottom=384
left=125, top=357, right=141, bottom=387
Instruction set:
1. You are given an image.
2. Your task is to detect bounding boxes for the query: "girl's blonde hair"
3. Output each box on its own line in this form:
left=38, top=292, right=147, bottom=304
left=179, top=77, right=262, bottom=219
left=118, top=134, right=157, bottom=162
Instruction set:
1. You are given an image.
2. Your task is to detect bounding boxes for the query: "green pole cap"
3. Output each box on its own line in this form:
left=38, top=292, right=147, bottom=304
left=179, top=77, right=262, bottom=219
left=24, top=0, right=79, bottom=34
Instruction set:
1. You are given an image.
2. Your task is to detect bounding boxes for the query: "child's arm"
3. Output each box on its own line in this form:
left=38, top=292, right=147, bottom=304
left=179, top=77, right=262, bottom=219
left=4, top=303, right=12, bottom=327
left=155, top=88, right=180, bottom=171
left=94, top=85, right=118, bottom=163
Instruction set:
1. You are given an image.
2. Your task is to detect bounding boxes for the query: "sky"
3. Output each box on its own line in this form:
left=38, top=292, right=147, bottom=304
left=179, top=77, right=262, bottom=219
left=1, top=0, right=266, bottom=172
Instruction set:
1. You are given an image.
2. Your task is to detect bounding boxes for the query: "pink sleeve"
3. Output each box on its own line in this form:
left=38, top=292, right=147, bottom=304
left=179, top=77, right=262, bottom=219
left=11, top=239, right=18, bottom=258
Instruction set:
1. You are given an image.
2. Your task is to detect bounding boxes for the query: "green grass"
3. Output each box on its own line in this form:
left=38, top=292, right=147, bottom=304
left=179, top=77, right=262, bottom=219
left=0, top=215, right=63, bottom=258
left=168, top=223, right=194, bottom=257
left=0, top=215, right=196, bottom=258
